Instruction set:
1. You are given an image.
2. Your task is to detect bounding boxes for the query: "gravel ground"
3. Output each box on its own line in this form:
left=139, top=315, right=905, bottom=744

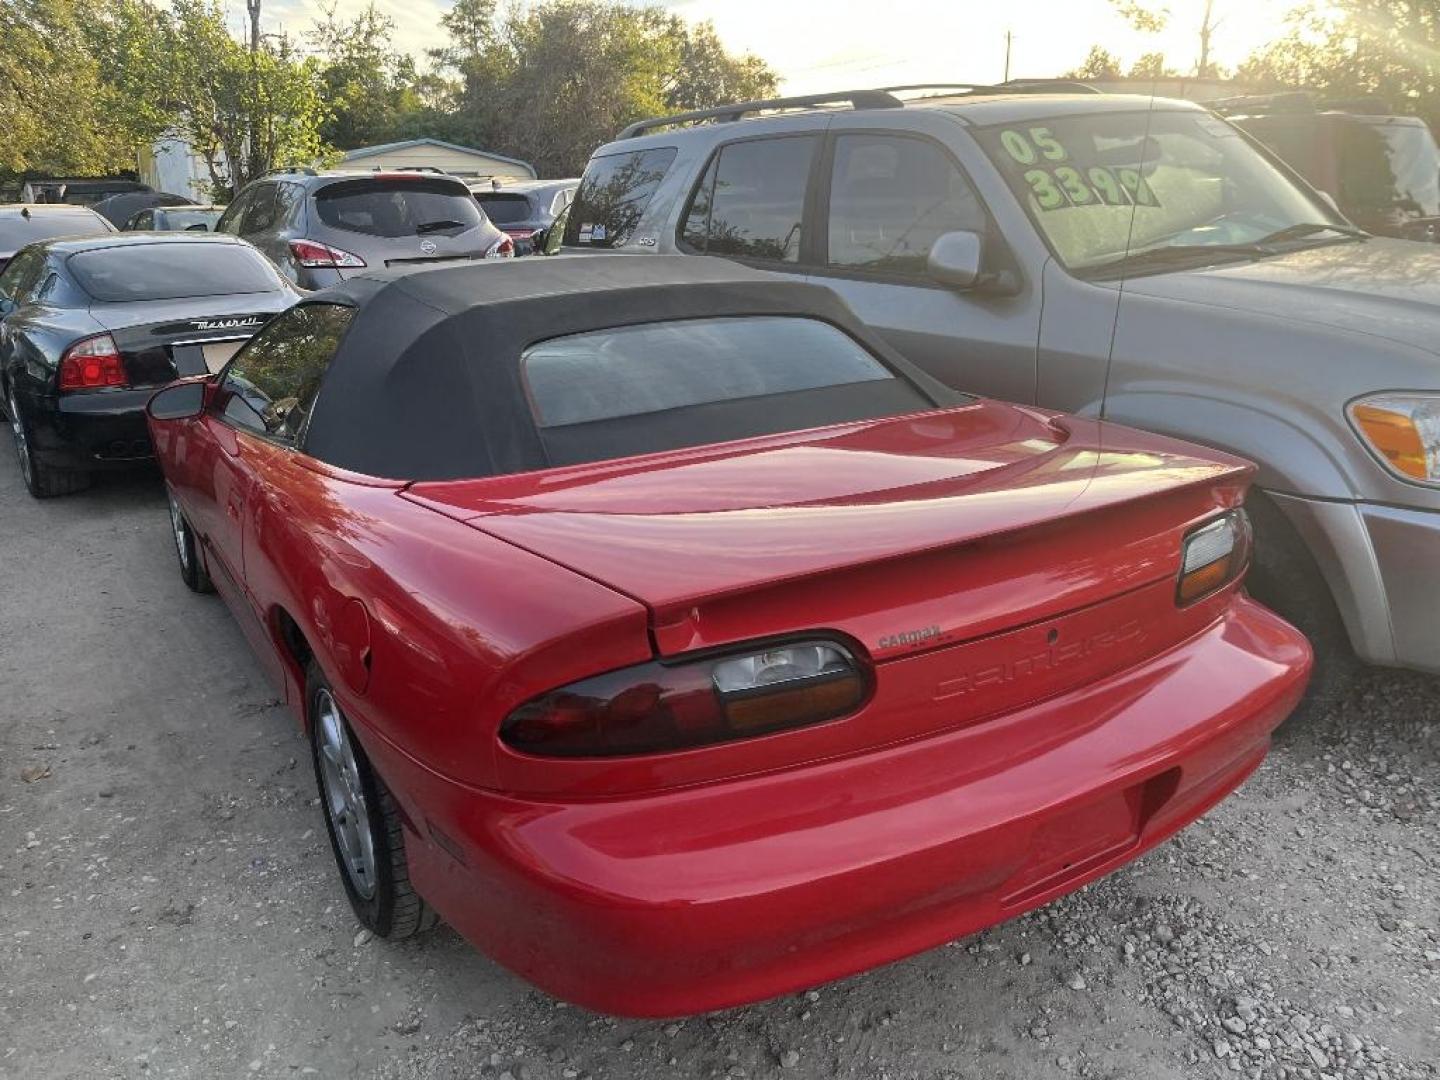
left=2, top=458, right=1437, bottom=1080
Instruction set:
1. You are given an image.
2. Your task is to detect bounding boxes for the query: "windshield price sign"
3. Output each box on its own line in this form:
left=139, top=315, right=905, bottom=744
left=1000, top=127, right=1161, bottom=211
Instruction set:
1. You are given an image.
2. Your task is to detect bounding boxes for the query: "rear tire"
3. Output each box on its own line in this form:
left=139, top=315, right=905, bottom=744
left=6, top=386, right=90, bottom=499
left=167, top=490, right=213, bottom=594
left=1245, top=492, right=1361, bottom=727
left=307, top=662, right=438, bottom=940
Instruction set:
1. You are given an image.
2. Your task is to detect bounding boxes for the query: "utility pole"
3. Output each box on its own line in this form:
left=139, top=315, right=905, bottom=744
left=247, top=0, right=261, bottom=54
left=245, top=0, right=262, bottom=188
left=1003, top=30, right=1013, bottom=82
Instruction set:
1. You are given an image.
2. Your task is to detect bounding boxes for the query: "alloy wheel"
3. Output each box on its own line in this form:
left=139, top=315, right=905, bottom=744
left=167, top=493, right=190, bottom=571
left=315, top=689, right=378, bottom=901
left=8, top=389, right=32, bottom=487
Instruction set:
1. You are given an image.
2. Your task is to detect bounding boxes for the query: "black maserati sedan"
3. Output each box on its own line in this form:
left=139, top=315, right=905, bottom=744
left=1, top=233, right=296, bottom=497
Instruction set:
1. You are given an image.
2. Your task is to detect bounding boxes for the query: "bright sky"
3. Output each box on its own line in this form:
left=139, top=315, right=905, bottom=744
left=261, top=0, right=1298, bottom=88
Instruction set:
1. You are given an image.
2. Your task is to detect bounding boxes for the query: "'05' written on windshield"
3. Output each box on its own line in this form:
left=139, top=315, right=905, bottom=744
left=998, top=127, right=1161, bottom=212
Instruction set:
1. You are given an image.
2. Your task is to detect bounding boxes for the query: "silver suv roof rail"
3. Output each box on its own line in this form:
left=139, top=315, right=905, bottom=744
left=617, top=89, right=904, bottom=139
left=878, top=79, right=1103, bottom=97
left=616, top=80, right=1108, bottom=139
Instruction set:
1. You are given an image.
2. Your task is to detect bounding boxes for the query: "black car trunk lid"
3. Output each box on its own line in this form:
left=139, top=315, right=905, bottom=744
left=87, top=299, right=279, bottom=387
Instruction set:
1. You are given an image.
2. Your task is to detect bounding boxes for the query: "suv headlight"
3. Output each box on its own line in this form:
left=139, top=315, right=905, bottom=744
left=1348, top=394, right=1440, bottom=485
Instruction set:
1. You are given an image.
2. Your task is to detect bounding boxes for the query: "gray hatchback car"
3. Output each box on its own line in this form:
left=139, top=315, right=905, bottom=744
left=566, top=87, right=1440, bottom=709
left=217, top=169, right=513, bottom=289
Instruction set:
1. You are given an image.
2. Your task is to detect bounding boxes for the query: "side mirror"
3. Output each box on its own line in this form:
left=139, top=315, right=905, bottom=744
left=147, top=378, right=210, bottom=421
left=927, top=231, right=985, bottom=290
left=184, top=222, right=210, bottom=232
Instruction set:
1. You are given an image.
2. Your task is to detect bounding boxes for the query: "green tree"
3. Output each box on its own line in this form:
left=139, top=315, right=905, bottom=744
left=160, top=0, right=331, bottom=198
left=664, top=19, right=778, bottom=111
left=428, top=0, right=777, bottom=177
left=310, top=3, right=426, bottom=150
left=1128, top=51, right=1179, bottom=78
left=1237, top=2, right=1440, bottom=126
left=1065, top=45, right=1124, bottom=79
left=0, top=0, right=144, bottom=176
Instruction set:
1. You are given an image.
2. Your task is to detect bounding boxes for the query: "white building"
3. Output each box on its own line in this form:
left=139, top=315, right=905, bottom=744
left=339, top=138, right=536, bottom=180
left=137, top=136, right=223, bottom=202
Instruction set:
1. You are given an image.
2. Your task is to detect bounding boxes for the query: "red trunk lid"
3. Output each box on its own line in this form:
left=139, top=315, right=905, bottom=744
left=406, top=402, right=1251, bottom=656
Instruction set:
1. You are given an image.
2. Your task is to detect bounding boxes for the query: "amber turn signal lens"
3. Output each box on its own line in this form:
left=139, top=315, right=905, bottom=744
left=1176, top=510, right=1251, bottom=606
left=1177, top=554, right=1234, bottom=604
left=721, top=672, right=866, bottom=732
left=1350, top=403, right=1431, bottom=481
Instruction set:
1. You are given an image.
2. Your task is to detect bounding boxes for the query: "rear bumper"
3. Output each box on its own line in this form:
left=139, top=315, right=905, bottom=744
left=30, top=388, right=156, bottom=470
left=375, top=597, right=1309, bottom=1017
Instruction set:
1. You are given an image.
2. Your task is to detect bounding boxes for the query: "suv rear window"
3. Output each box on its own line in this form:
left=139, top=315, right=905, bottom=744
left=522, top=316, right=931, bottom=466
left=476, top=193, right=533, bottom=224
left=70, top=243, right=281, bottom=302
left=565, top=147, right=677, bottom=248
left=314, top=178, right=485, bottom=238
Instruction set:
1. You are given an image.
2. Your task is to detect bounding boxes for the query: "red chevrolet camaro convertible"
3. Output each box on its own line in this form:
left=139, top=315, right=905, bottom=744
left=146, top=255, right=1310, bottom=1016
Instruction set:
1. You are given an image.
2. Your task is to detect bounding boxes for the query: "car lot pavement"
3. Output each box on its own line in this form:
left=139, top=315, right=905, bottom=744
left=1, top=453, right=1437, bottom=1080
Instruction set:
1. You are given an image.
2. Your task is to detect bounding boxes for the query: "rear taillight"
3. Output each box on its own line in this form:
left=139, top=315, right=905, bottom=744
left=502, top=228, right=535, bottom=240
left=289, top=239, right=366, bottom=269
left=501, top=639, right=869, bottom=757
left=1177, top=509, right=1252, bottom=605
left=58, top=334, right=127, bottom=390
left=484, top=235, right=515, bottom=259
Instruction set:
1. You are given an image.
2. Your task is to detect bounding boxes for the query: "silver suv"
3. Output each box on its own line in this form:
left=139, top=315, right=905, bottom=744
left=218, top=169, right=512, bottom=289
left=566, top=87, right=1440, bottom=706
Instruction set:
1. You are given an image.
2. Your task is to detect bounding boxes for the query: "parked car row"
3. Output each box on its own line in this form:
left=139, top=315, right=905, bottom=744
left=0, top=168, right=563, bottom=495
left=0, top=82, right=1433, bottom=1019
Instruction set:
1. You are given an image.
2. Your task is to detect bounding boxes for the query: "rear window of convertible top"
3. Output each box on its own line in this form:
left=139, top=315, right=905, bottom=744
left=520, top=315, right=934, bottom=467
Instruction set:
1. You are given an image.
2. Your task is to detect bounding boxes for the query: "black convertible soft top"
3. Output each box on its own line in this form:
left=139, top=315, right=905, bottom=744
left=302, top=254, right=961, bottom=480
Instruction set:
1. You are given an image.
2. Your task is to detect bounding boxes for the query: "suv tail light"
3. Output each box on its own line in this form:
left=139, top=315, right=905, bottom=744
left=289, top=239, right=366, bottom=269
left=58, top=334, right=127, bottom=390
left=484, top=235, right=515, bottom=259
left=501, top=639, right=869, bottom=757
left=1177, top=510, right=1252, bottom=605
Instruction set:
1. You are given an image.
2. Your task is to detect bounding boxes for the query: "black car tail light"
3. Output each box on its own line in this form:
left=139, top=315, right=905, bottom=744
left=58, top=334, right=127, bottom=390
left=501, top=640, right=869, bottom=757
